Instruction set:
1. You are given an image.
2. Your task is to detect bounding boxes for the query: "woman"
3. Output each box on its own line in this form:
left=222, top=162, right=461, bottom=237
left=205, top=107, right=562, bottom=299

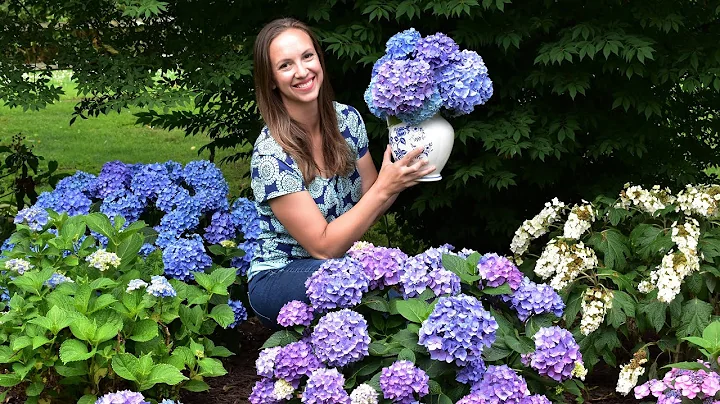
left=247, top=18, right=434, bottom=328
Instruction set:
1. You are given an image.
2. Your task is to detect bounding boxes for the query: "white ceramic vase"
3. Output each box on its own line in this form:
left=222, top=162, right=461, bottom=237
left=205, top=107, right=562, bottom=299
left=387, top=114, right=455, bottom=182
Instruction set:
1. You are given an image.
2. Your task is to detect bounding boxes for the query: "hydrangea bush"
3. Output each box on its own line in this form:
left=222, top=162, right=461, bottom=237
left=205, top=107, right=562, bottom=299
left=364, top=28, right=493, bottom=125
left=251, top=244, right=587, bottom=403
left=0, top=212, right=239, bottom=402
left=511, top=183, right=720, bottom=395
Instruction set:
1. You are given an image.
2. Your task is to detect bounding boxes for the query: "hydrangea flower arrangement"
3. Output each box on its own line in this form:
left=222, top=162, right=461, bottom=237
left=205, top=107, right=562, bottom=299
left=251, top=243, right=585, bottom=404
left=365, top=28, right=493, bottom=125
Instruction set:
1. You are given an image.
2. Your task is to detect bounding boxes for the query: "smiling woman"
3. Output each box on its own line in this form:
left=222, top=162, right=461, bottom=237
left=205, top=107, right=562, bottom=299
left=246, top=18, right=435, bottom=328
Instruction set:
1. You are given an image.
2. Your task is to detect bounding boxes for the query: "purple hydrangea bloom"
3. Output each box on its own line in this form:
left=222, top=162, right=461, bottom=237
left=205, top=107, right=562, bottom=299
left=350, top=245, right=407, bottom=289
left=437, top=50, right=493, bottom=116
left=278, top=300, right=315, bottom=327
left=503, top=277, right=565, bottom=322
left=249, top=378, right=280, bottom=404
left=395, top=91, right=443, bottom=125
left=416, top=33, right=461, bottom=69
left=457, top=359, right=487, bottom=387
left=427, top=267, right=461, bottom=296
left=95, top=390, right=149, bottom=404
left=476, top=253, right=523, bottom=291
left=161, top=234, right=211, bottom=280
left=457, top=393, right=489, bottom=404
left=183, top=160, right=229, bottom=213
left=379, top=360, right=429, bottom=404
left=418, top=294, right=498, bottom=365
left=399, top=255, right=429, bottom=298
left=305, top=258, right=369, bottom=312
left=255, top=346, right=282, bottom=379
left=371, top=58, right=436, bottom=124
left=204, top=209, right=241, bottom=244
left=232, top=240, right=257, bottom=276
left=311, top=309, right=369, bottom=367
left=100, top=190, right=145, bottom=225
left=273, top=340, right=322, bottom=386
left=95, top=161, right=132, bottom=199
left=384, top=28, right=421, bottom=59
left=227, top=299, right=248, bottom=328
left=521, top=326, right=582, bottom=382
left=130, top=163, right=172, bottom=200
left=14, top=206, right=49, bottom=231
left=521, top=395, right=552, bottom=404
left=54, top=171, right=98, bottom=197
left=302, top=368, right=351, bottom=404
left=416, top=244, right=455, bottom=270
left=474, top=365, right=530, bottom=403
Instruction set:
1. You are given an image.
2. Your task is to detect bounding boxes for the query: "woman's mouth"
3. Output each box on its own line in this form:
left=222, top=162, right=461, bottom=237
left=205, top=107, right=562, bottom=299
left=293, top=77, right=315, bottom=91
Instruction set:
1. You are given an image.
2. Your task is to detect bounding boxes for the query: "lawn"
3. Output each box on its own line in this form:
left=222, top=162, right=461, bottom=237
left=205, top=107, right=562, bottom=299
left=0, top=70, right=250, bottom=197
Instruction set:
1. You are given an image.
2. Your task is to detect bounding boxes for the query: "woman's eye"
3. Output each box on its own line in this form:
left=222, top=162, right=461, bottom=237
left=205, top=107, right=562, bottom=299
left=304, top=53, right=314, bottom=59
left=279, top=63, right=289, bottom=70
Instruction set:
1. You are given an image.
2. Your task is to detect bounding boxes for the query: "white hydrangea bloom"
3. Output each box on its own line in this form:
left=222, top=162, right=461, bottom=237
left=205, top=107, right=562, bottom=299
left=655, top=251, right=700, bottom=303
left=255, top=346, right=282, bottom=378
left=616, top=351, right=648, bottom=395
left=563, top=203, right=595, bottom=240
left=126, top=279, right=148, bottom=292
left=572, top=361, right=588, bottom=381
left=671, top=219, right=700, bottom=252
left=219, top=240, right=236, bottom=248
left=349, top=241, right=374, bottom=252
left=350, top=383, right=379, bottom=404
left=86, top=249, right=121, bottom=272
left=5, top=258, right=33, bottom=275
left=616, top=184, right=675, bottom=214
left=580, top=287, right=613, bottom=335
left=675, top=184, right=720, bottom=217
left=510, top=198, right=566, bottom=258
left=272, top=379, right=294, bottom=400
left=534, top=239, right=598, bottom=290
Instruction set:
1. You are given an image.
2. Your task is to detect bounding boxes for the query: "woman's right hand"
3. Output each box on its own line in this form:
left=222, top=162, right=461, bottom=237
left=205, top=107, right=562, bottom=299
left=374, top=145, right=436, bottom=198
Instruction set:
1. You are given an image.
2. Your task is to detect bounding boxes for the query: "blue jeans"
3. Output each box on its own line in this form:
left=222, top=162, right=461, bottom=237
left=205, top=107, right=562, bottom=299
left=248, top=259, right=326, bottom=329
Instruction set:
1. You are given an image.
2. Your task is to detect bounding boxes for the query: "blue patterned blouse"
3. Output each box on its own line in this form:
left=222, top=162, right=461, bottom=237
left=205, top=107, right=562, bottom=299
left=248, top=102, right=369, bottom=279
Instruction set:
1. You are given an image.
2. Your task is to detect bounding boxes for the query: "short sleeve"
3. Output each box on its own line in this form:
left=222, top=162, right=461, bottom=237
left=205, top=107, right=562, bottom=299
left=355, top=111, right=369, bottom=159
left=251, top=133, right=306, bottom=203
left=338, top=104, right=369, bottom=159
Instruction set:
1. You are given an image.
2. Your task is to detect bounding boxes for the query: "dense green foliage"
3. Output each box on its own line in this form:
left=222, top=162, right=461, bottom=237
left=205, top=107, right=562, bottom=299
left=2, top=0, right=719, bottom=250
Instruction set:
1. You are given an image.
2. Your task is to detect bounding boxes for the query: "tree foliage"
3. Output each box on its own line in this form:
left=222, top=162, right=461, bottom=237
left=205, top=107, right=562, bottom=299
left=2, top=0, right=719, bottom=250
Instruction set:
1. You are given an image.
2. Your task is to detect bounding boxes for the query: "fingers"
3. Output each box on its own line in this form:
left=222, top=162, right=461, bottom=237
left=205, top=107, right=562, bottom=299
left=382, top=145, right=392, bottom=165
left=399, top=146, right=425, bottom=164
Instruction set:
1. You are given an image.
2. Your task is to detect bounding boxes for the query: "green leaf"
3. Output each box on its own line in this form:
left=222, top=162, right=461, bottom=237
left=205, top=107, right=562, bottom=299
left=182, top=380, right=210, bottom=392
left=563, top=286, right=585, bottom=327
left=442, top=254, right=481, bottom=283
left=0, top=374, right=21, bottom=387
left=677, top=299, right=712, bottom=338
left=11, top=336, right=32, bottom=351
left=171, top=346, right=196, bottom=369
left=398, top=348, right=416, bottom=362
left=60, top=216, right=87, bottom=240
left=639, top=299, right=667, bottom=332
left=362, top=293, right=390, bottom=312
left=89, top=278, right=118, bottom=291
left=260, top=330, right=299, bottom=349
left=197, top=358, right=227, bottom=377
left=59, top=339, right=94, bottom=364
left=47, top=305, right=73, bottom=334
left=90, top=294, right=118, bottom=314
left=69, top=315, right=96, bottom=342
left=209, top=345, right=234, bottom=358
left=395, top=298, right=430, bottom=323
left=525, top=314, right=555, bottom=336
left=130, top=319, right=159, bottom=342
left=77, top=395, right=97, bottom=404
left=702, top=321, right=720, bottom=348
left=209, top=304, right=235, bottom=328
left=116, top=233, right=143, bottom=269
left=662, top=361, right=709, bottom=371
left=210, top=267, right=237, bottom=290
left=481, top=345, right=512, bottom=361
left=140, top=364, right=188, bottom=389
left=26, top=381, right=44, bottom=396
left=630, top=224, right=673, bottom=259
left=32, top=336, right=51, bottom=349
left=589, top=229, right=630, bottom=271
left=111, top=353, right=140, bottom=381
left=391, top=329, right=423, bottom=352
left=193, top=272, right=215, bottom=294
left=85, top=213, right=117, bottom=240
left=55, top=363, right=87, bottom=377
left=683, top=336, right=714, bottom=351
left=480, top=283, right=512, bottom=296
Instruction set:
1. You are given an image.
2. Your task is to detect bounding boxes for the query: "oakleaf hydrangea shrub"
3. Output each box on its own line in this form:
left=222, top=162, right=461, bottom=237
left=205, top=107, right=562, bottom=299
left=0, top=212, right=239, bottom=402
left=511, top=183, right=720, bottom=395
left=252, top=243, right=586, bottom=403
left=13, top=159, right=260, bottom=280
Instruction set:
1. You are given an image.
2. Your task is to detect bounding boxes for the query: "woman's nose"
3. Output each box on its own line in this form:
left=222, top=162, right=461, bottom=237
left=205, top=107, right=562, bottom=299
left=295, top=63, right=309, bottom=78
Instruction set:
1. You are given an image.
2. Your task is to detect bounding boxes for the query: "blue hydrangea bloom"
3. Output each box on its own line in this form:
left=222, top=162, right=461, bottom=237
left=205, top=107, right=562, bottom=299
left=437, top=50, right=493, bottom=116
left=379, top=360, right=429, bottom=404
left=416, top=244, right=455, bottom=270
left=0, top=239, right=14, bottom=257
left=399, top=255, right=429, bottom=298
left=164, top=160, right=184, bottom=183
left=521, top=326, right=582, bottom=382
left=182, top=160, right=229, bottom=213
left=95, top=390, right=149, bottom=404
left=139, top=243, right=157, bottom=257
left=418, top=294, right=498, bottom=365
left=305, top=258, right=370, bottom=312
left=130, top=163, right=172, bottom=200
left=204, top=209, right=241, bottom=244
left=302, top=368, right=351, bottom=404
left=156, top=185, right=197, bottom=213
left=158, top=208, right=200, bottom=235
left=154, top=229, right=179, bottom=250
left=477, top=253, right=523, bottom=291
left=232, top=240, right=257, bottom=276
left=427, top=267, right=461, bottom=296
left=364, top=77, right=385, bottom=120
left=372, top=58, right=436, bottom=119
left=54, top=171, right=98, bottom=197
left=231, top=197, right=261, bottom=239
left=349, top=245, right=407, bottom=289
left=146, top=275, right=176, bottom=298
left=227, top=299, right=248, bottom=328
left=415, top=33, right=461, bottom=69
left=45, top=272, right=74, bottom=288
left=273, top=340, right=322, bottom=386
left=14, top=206, right=49, bottom=231
left=1, top=287, right=10, bottom=302
left=249, top=378, right=279, bottom=404
left=385, top=28, right=421, bottom=59
left=474, top=365, right=530, bottom=402
left=395, top=91, right=443, bottom=125
left=36, top=189, right=92, bottom=217
left=277, top=300, right=314, bottom=327
left=95, top=161, right=132, bottom=199
left=161, top=235, right=211, bottom=281
left=311, top=309, right=370, bottom=367
left=502, top=277, right=565, bottom=322
left=457, top=358, right=487, bottom=387
left=100, top=190, right=145, bottom=225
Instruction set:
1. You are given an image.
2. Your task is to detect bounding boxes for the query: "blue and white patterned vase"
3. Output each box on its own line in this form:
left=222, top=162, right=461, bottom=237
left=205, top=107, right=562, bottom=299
left=387, top=114, right=455, bottom=182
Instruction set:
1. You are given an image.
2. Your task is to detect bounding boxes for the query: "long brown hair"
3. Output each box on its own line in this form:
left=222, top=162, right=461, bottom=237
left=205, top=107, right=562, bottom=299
left=253, top=18, right=353, bottom=184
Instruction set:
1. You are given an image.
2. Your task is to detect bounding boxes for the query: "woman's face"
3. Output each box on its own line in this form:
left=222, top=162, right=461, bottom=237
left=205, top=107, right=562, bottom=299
left=268, top=28, right=324, bottom=109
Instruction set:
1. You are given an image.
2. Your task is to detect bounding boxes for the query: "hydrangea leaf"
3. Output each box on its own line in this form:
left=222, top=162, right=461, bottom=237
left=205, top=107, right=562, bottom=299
left=702, top=321, right=720, bottom=348
left=116, top=233, right=143, bottom=269
left=111, top=353, right=140, bottom=381
left=395, top=298, right=430, bottom=323
left=90, top=294, right=118, bottom=314
left=638, top=299, right=667, bottom=333
left=390, top=329, right=424, bottom=353
left=197, top=358, right=227, bottom=377
left=129, top=319, right=159, bottom=342
left=361, top=293, right=390, bottom=312
left=25, top=381, right=44, bottom=397
left=59, top=339, right=94, bottom=364
left=10, top=336, right=31, bottom=352
left=54, top=364, right=87, bottom=377
left=588, top=228, right=630, bottom=271
left=77, top=395, right=97, bottom=404
left=677, top=298, right=712, bottom=338
left=209, top=304, right=235, bottom=328
left=0, top=374, right=21, bottom=388
left=260, top=330, right=299, bottom=349
left=85, top=213, right=118, bottom=241
left=140, top=364, right=188, bottom=389
left=182, top=380, right=210, bottom=392
left=397, top=348, right=416, bottom=362
left=170, top=346, right=196, bottom=368
left=32, top=336, right=51, bottom=350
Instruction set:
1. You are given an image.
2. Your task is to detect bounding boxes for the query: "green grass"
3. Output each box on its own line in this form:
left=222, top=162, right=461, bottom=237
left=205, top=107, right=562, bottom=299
left=0, top=70, right=249, bottom=197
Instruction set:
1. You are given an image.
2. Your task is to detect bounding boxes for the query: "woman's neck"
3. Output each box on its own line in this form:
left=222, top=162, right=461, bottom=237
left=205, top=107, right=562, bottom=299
left=286, top=101, right=320, bottom=135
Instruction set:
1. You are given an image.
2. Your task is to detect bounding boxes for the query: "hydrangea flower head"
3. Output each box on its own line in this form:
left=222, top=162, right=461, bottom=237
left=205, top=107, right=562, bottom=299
left=457, top=359, right=487, bottom=387
left=95, top=160, right=132, bottom=199
left=302, top=368, right=351, bottom=404
left=36, top=189, right=92, bottom=216
left=416, top=32, right=461, bottom=69
left=100, top=190, right=145, bottom=225
left=256, top=346, right=282, bottom=379
left=476, top=253, right=523, bottom=291
left=182, top=160, right=229, bottom=213
left=427, top=267, right=461, bottom=296
left=45, top=272, right=74, bottom=288
left=232, top=239, right=257, bottom=276
left=379, top=360, right=429, bottom=404
left=399, top=255, right=429, bottom=298
left=249, top=378, right=280, bottom=404
left=311, top=309, right=370, bottom=367
left=5, top=258, right=32, bottom=275
left=385, top=28, right=421, bottom=59
left=94, top=390, right=149, bottom=404
left=350, top=384, right=379, bottom=404
left=437, top=50, right=493, bottom=116
left=14, top=206, right=49, bottom=231
left=305, top=258, right=369, bottom=312
left=126, top=279, right=148, bottom=292
left=130, top=163, right=172, bottom=200
left=349, top=245, right=407, bottom=289
left=370, top=58, right=437, bottom=125
left=278, top=300, right=315, bottom=327
left=502, top=277, right=565, bottom=322
left=521, top=326, right=582, bottom=382
left=231, top=197, right=261, bottom=239
left=474, top=365, right=530, bottom=403
left=418, top=294, right=498, bottom=365
left=146, top=275, right=176, bottom=298
left=204, top=209, right=242, bottom=244
left=54, top=171, right=97, bottom=197
left=86, top=249, right=121, bottom=272
left=161, top=234, right=211, bottom=281
left=273, top=340, right=322, bottom=385
left=227, top=299, right=248, bottom=328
